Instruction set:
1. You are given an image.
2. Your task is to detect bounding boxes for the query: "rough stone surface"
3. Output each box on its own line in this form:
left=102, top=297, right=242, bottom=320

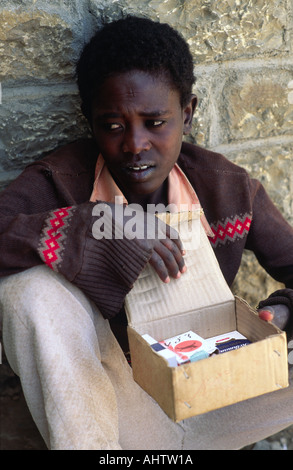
left=188, top=67, right=293, bottom=147
left=0, top=0, right=293, bottom=451
left=221, top=71, right=293, bottom=143
left=88, top=0, right=292, bottom=63
left=0, top=9, right=74, bottom=82
left=0, top=84, right=90, bottom=171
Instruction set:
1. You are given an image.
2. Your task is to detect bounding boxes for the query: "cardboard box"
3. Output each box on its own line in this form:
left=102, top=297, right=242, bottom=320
left=125, top=212, right=289, bottom=422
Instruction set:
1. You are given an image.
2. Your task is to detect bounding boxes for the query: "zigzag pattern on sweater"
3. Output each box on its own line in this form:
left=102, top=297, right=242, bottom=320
left=38, top=207, right=76, bottom=270
left=209, top=213, right=252, bottom=247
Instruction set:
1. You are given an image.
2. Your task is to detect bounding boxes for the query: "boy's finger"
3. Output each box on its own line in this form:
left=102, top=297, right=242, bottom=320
left=258, top=308, right=274, bottom=322
left=164, top=223, right=185, bottom=254
left=148, top=250, right=170, bottom=283
left=149, top=242, right=184, bottom=282
left=160, top=237, right=186, bottom=273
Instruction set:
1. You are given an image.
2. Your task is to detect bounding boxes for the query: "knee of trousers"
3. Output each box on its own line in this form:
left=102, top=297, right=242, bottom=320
left=0, top=265, right=91, bottom=331
left=0, top=266, right=99, bottom=373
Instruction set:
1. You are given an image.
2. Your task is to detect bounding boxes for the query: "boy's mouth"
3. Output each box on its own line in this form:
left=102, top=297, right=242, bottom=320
left=123, top=163, right=156, bottom=181
left=127, top=164, right=153, bottom=171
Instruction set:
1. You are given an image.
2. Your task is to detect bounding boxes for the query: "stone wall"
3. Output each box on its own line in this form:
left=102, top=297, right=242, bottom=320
left=1, top=0, right=293, bottom=306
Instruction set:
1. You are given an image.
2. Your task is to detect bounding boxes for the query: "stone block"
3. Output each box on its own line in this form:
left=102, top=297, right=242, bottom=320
left=0, top=9, right=74, bottom=81
left=220, top=70, right=293, bottom=143
left=88, top=0, right=291, bottom=63
left=0, top=84, right=90, bottom=171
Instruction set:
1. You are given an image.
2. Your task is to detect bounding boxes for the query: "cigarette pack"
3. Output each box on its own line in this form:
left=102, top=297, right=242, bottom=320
left=161, top=330, right=207, bottom=364
left=205, top=330, right=249, bottom=353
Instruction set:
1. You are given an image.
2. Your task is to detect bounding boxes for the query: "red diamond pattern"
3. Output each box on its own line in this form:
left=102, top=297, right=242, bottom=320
left=42, top=207, right=72, bottom=269
left=209, top=214, right=252, bottom=247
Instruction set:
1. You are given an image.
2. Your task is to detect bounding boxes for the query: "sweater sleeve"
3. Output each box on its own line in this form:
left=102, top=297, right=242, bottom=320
left=245, top=178, right=293, bottom=288
left=0, top=165, right=152, bottom=319
left=37, top=202, right=152, bottom=318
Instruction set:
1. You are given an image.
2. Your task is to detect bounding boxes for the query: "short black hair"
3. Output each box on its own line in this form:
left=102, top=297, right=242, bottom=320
left=76, top=16, right=195, bottom=123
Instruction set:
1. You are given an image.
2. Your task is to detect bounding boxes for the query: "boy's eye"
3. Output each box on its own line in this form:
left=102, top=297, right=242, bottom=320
left=99, top=122, right=123, bottom=132
left=100, top=120, right=165, bottom=131
left=147, top=120, right=165, bottom=128
left=108, top=123, right=122, bottom=130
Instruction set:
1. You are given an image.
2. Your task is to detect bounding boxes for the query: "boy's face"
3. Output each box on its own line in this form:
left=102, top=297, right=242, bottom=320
left=91, top=70, right=196, bottom=198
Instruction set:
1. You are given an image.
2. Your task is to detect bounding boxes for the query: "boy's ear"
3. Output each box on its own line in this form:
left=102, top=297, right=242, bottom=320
left=183, top=94, right=197, bottom=135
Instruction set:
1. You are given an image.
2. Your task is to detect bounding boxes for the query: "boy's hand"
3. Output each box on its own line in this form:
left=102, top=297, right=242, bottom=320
left=131, top=210, right=186, bottom=283
left=93, top=202, right=186, bottom=283
left=147, top=217, right=186, bottom=283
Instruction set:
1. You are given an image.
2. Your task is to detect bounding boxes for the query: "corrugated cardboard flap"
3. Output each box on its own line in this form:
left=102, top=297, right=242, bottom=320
left=125, top=211, right=235, bottom=330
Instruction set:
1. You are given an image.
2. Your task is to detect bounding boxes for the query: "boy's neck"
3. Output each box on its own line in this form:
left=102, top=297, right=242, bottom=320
left=125, top=179, right=168, bottom=212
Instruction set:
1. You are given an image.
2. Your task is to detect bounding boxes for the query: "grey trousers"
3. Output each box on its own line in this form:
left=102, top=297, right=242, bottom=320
left=0, top=266, right=292, bottom=450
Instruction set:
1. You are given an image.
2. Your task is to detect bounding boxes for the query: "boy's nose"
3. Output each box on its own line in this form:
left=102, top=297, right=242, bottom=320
left=122, top=127, right=151, bottom=154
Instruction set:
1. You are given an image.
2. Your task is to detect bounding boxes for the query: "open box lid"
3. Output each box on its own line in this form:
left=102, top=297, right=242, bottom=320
left=125, top=211, right=235, bottom=331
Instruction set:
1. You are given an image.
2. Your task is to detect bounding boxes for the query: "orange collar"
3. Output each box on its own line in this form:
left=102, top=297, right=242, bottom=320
left=90, top=154, right=213, bottom=237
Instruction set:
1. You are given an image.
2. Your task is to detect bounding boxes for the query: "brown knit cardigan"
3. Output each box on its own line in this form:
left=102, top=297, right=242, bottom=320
left=0, top=138, right=293, bottom=321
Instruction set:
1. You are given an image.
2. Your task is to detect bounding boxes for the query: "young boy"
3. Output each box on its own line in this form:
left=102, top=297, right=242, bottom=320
left=0, top=16, right=292, bottom=450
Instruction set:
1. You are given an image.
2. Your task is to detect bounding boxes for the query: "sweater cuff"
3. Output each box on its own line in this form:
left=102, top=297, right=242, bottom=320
left=38, top=202, right=152, bottom=319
